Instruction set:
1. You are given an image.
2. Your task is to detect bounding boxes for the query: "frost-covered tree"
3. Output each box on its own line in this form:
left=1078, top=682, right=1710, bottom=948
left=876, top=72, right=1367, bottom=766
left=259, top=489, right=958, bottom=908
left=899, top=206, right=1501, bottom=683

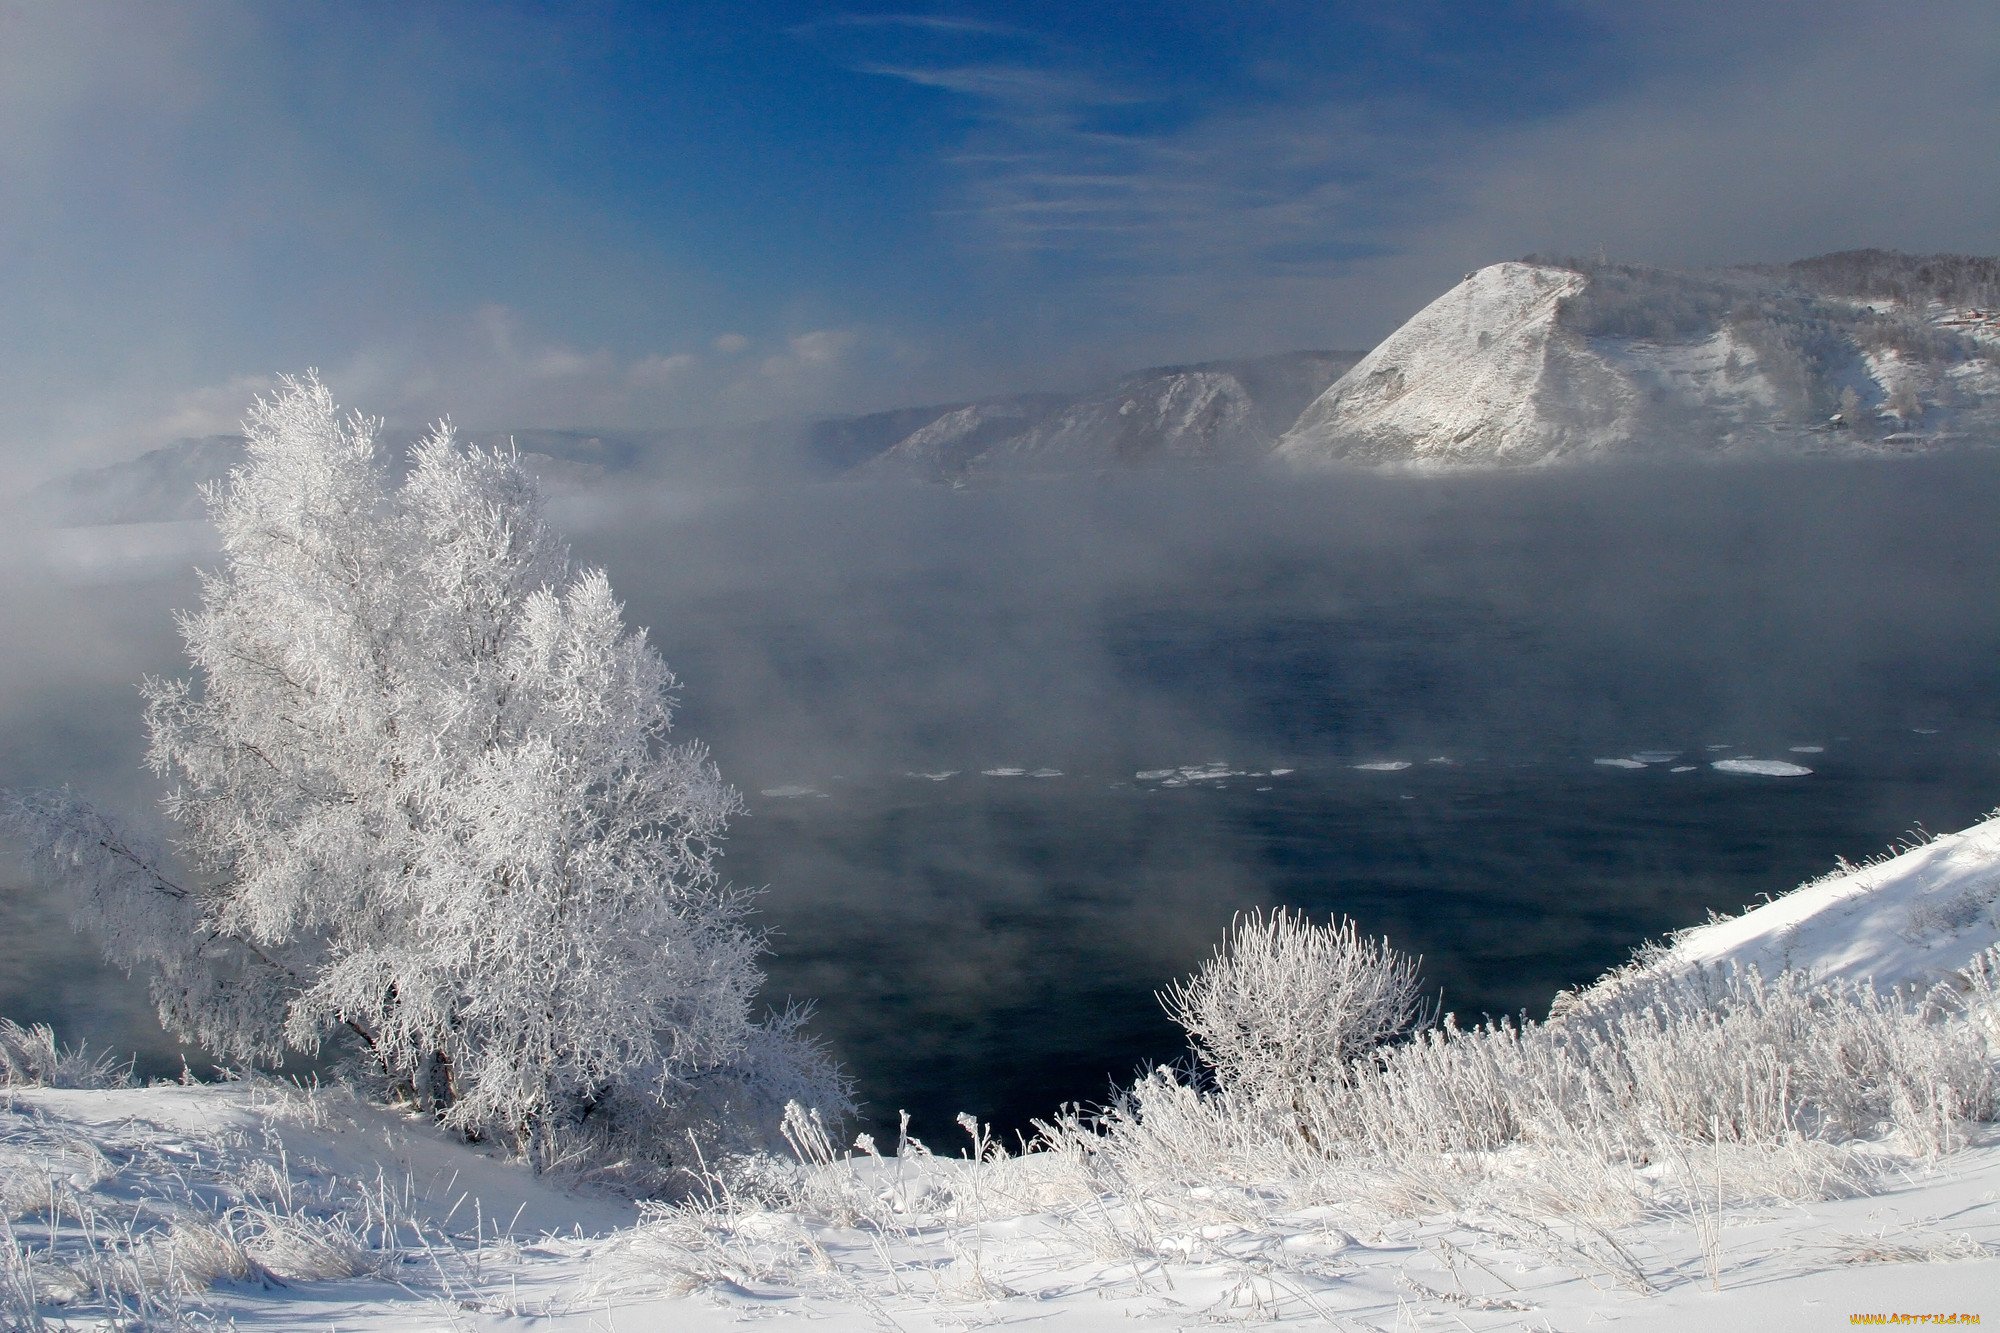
left=6, top=374, right=848, bottom=1171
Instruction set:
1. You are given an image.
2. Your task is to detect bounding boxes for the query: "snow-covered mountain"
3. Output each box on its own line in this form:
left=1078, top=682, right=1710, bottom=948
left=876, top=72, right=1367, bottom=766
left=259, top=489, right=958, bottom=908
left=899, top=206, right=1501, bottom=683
left=861, top=351, right=1358, bottom=480
left=30, top=435, right=249, bottom=525
left=28, top=250, right=2000, bottom=523
left=1279, top=250, right=2000, bottom=467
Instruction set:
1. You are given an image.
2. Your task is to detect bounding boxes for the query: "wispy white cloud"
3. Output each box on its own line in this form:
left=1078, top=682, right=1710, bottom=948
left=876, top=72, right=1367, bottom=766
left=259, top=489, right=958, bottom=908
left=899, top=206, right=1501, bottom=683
left=793, top=14, right=1032, bottom=41
left=854, top=61, right=1135, bottom=114
left=814, top=0, right=2000, bottom=365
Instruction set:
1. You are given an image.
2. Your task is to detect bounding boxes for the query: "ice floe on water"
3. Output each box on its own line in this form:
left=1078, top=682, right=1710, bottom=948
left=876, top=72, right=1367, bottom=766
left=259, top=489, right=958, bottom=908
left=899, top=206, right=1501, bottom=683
left=1914, top=727, right=1940, bottom=735
left=1135, top=763, right=1249, bottom=784
left=906, top=770, right=959, bottom=781
left=1630, top=750, right=1681, bottom=763
left=981, top=767, right=1027, bottom=777
left=1711, top=758, right=1813, bottom=777
left=1788, top=745, right=1824, bottom=754
left=1029, top=767, right=1063, bottom=778
left=1175, top=764, right=1243, bottom=781
left=760, top=784, right=827, bottom=799
left=1594, top=758, right=1648, bottom=769
left=1269, top=767, right=1294, bottom=776
left=1670, top=765, right=1697, bottom=772
left=1354, top=760, right=1413, bottom=772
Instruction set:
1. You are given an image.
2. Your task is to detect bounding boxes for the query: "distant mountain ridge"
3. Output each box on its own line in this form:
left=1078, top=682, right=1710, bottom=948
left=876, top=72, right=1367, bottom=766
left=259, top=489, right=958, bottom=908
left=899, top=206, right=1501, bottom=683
left=859, top=351, right=1359, bottom=481
left=26, top=429, right=671, bottom=529
left=27, top=351, right=1360, bottom=526
left=27, top=249, right=2000, bottom=525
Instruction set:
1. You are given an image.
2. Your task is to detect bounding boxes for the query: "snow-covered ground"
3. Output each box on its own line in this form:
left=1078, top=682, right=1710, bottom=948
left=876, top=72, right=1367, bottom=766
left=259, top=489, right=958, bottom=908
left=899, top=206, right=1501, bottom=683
left=7, top=811, right=2000, bottom=1330
left=1615, top=809, right=2000, bottom=996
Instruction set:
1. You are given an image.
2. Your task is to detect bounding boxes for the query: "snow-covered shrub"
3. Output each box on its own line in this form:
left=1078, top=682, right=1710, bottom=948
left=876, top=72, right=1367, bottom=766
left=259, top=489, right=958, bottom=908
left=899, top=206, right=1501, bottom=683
left=1047, top=940, right=1999, bottom=1228
left=3, top=374, right=850, bottom=1175
left=1160, top=909, right=1426, bottom=1105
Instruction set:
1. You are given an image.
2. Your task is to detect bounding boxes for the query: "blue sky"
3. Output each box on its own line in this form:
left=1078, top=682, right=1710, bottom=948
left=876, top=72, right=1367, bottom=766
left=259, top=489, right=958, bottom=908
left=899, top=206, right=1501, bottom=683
left=2, top=0, right=1996, bottom=481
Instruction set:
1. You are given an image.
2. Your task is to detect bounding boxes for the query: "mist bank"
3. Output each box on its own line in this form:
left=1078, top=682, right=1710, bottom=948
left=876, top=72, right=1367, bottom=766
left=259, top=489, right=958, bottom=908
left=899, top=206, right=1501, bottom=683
left=566, top=453, right=2000, bottom=790
left=13, top=448, right=2000, bottom=857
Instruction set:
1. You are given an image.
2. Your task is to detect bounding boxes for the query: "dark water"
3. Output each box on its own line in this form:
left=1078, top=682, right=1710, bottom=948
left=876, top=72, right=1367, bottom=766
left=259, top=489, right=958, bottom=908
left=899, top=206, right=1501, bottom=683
left=740, top=732, right=2000, bottom=1144
left=5, top=455, right=1999, bottom=1145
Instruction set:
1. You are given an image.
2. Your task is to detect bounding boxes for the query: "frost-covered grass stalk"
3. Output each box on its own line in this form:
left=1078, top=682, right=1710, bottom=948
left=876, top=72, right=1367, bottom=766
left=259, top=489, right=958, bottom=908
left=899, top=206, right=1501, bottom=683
left=0, top=1020, right=130, bottom=1091
left=2, top=374, right=851, bottom=1178
left=0, top=1081, right=556, bottom=1328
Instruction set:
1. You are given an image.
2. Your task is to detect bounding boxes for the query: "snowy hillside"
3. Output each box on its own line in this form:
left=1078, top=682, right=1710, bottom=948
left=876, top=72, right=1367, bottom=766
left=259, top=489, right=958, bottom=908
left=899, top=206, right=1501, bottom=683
left=1280, top=251, right=2000, bottom=468
left=8, top=1072, right=1999, bottom=1331
left=26, top=250, right=2000, bottom=517
left=1277, top=262, right=1616, bottom=466
left=28, top=435, right=250, bottom=526
left=861, top=350, right=1358, bottom=480
left=1582, top=809, right=2000, bottom=1005
left=26, top=352, right=1356, bottom=525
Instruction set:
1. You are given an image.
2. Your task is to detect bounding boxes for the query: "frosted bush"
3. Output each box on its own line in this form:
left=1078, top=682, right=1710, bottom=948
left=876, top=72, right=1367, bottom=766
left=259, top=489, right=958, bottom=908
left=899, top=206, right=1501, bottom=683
left=1160, top=909, right=1427, bottom=1104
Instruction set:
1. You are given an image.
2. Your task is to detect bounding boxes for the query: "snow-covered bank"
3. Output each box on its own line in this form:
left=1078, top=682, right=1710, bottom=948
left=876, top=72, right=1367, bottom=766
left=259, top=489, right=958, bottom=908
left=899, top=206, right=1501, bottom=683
left=1599, top=808, right=2000, bottom=998
left=8, top=811, right=2000, bottom=1330
left=0, top=1080, right=640, bottom=1329
left=6, top=1082, right=1997, bottom=1330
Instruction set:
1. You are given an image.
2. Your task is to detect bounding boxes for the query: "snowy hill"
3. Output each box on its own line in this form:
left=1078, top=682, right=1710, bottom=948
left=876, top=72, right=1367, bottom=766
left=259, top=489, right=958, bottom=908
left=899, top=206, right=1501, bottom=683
left=1580, top=809, right=2000, bottom=1005
left=29, top=435, right=250, bottom=525
left=1278, top=262, right=1613, bottom=466
left=24, top=250, right=2000, bottom=515
left=1279, top=250, right=2000, bottom=468
left=8, top=1072, right=2000, bottom=1330
left=864, top=351, right=1359, bottom=480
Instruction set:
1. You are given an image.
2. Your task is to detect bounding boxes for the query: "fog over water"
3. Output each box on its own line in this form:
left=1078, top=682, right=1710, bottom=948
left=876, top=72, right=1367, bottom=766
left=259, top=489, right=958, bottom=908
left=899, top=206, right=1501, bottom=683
left=5, top=453, right=2000, bottom=1138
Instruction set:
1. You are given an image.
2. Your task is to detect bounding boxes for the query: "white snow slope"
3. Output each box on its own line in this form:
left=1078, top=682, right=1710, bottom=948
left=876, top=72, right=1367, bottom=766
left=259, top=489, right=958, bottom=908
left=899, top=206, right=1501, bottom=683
left=1279, top=262, right=1624, bottom=467
left=876, top=352, right=1355, bottom=479
left=7, top=811, right=2000, bottom=1330
left=1605, top=809, right=2000, bottom=998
